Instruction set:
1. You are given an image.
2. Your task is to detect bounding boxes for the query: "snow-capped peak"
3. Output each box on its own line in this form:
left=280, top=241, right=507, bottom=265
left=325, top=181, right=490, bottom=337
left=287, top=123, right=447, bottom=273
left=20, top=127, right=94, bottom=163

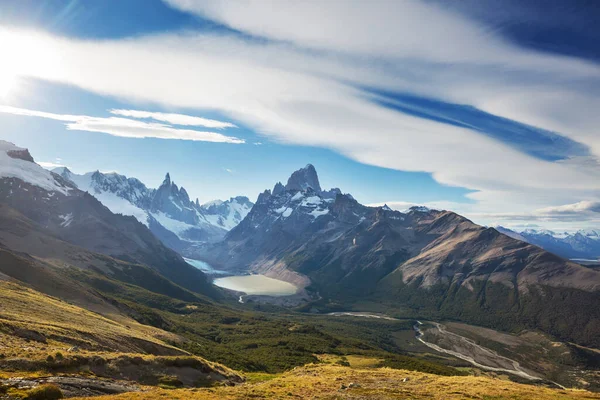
left=409, top=206, right=431, bottom=213
left=203, top=199, right=224, bottom=207
left=576, top=229, right=600, bottom=240
left=522, top=228, right=556, bottom=236
left=201, top=196, right=254, bottom=230
left=0, top=141, right=25, bottom=153
left=56, top=167, right=254, bottom=245
left=0, top=141, right=70, bottom=194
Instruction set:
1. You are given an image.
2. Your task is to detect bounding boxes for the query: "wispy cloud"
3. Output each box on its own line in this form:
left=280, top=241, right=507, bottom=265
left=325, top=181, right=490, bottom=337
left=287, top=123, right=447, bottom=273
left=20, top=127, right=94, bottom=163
left=109, top=109, right=236, bottom=129
left=535, top=201, right=600, bottom=219
left=0, top=105, right=244, bottom=144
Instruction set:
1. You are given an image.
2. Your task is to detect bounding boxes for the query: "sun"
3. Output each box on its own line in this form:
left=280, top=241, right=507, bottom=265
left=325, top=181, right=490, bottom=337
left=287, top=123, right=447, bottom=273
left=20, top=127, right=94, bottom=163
left=0, top=28, right=61, bottom=101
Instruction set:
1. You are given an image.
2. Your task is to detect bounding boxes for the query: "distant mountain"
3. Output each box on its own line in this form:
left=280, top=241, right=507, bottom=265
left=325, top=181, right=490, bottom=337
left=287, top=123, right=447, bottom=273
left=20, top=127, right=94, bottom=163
left=0, top=141, right=218, bottom=298
left=196, top=164, right=600, bottom=348
left=495, top=226, right=600, bottom=261
left=53, top=167, right=253, bottom=251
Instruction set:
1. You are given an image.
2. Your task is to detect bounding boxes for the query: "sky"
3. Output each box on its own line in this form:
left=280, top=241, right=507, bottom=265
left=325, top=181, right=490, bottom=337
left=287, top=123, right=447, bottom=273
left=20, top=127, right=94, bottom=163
left=0, top=0, right=599, bottom=232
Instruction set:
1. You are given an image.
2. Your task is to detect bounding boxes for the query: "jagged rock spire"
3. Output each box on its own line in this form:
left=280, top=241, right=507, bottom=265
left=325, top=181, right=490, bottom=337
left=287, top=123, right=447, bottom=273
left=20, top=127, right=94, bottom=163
left=163, top=173, right=171, bottom=186
left=285, top=164, right=322, bottom=192
left=273, top=182, right=285, bottom=196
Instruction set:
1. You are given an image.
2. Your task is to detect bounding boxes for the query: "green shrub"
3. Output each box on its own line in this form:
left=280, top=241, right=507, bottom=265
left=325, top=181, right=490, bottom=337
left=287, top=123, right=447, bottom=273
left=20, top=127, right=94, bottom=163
left=25, top=384, right=63, bottom=400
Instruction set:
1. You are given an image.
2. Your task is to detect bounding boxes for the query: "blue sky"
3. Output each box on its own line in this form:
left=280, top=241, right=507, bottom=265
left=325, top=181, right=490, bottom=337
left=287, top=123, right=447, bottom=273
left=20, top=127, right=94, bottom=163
left=0, top=0, right=599, bottom=231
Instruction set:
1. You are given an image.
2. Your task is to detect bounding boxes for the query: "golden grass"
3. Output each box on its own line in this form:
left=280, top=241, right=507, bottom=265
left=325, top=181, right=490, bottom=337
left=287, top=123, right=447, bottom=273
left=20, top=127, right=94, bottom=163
left=68, top=364, right=600, bottom=400
left=0, top=281, right=182, bottom=355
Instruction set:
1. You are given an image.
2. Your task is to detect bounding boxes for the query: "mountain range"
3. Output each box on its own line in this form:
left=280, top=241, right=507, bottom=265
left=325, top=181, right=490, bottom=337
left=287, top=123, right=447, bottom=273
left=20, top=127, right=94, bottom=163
left=1, top=139, right=600, bottom=382
left=495, top=226, right=600, bottom=261
left=52, top=167, right=253, bottom=252
left=195, top=163, right=600, bottom=348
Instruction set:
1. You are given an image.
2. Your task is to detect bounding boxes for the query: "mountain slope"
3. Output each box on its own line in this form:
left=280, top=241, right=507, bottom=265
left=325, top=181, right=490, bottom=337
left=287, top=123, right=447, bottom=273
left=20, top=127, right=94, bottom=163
left=54, top=167, right=253, bottom=250
left=0, top=141, right=217, bottom=298
left=196, top=165, right=600, bottom=347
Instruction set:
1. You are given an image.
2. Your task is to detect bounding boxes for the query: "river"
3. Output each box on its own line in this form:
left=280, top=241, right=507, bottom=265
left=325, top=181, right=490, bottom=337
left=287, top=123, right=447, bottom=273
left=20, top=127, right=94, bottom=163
left=327, top=312, right=545, bottom=382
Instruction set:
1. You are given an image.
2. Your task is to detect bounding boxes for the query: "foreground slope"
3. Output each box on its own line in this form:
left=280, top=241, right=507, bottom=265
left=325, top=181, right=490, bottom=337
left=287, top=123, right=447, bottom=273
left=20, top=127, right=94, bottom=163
left=197, top=165, right=600, bottom=348
left=0, top=280, right=243, bottom=397
left=0, top=280, right=182, bottom=355
left=68, top=363, right=600, bottom=400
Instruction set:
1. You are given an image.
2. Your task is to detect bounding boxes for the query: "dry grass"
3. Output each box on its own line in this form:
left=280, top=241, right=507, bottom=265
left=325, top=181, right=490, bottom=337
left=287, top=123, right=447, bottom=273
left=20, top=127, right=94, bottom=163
left=0, top=281, right=182, bottom=356
left=67, top=363, right=600, bottom=400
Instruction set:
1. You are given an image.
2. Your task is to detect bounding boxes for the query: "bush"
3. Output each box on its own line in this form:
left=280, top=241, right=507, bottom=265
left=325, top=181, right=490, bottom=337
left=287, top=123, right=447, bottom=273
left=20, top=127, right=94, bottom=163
left=25, top=384, right=63, bottom=400
left=46, top=355, right=54, bottom=363
left=54, top=352, right=63, bottom=361
left=158, top=375, right=184, bottom=388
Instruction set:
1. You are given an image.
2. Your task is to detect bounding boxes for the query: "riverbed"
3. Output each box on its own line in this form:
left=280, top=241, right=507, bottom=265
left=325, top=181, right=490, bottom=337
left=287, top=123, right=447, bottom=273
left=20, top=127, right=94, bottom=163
left=327, top=312, right=543, bottom=382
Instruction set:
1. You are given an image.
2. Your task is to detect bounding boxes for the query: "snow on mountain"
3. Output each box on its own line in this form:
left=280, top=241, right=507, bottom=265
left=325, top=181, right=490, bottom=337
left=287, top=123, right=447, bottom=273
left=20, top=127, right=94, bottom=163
left=496, top=226, right=600, bottom=261
left=577, top=229, right=600, bottom=241
left=54, top=168, right=150, bottom=225
left=54, top=167, right=254, bottom=249
left=201, top=196, right=253, bottom=230
left=0, top=141, right=71, bottom=195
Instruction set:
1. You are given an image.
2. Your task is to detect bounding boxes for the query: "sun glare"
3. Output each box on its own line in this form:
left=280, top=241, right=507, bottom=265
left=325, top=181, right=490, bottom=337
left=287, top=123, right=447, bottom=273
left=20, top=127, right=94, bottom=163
left=0, top=73, right=18, bottom=100
left=0, top=29, right=62, bottom=101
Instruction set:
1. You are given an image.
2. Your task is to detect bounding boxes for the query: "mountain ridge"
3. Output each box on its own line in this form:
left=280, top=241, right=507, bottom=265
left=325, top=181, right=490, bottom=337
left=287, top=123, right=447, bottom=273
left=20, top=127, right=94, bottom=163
left=496, top=226, right=600, bottom=261
left=53, top=166, right=253, bottom=251
left=0, top=140, right=218, bottom=299
left=195, top=164, right=600, bottom=348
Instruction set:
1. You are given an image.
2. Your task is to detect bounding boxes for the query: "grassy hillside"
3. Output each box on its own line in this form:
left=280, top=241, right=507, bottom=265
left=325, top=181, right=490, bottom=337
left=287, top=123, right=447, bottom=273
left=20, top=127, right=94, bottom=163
left=0, top=280, right=185, bottom=356
left=70, top=363, right=600, bottom=400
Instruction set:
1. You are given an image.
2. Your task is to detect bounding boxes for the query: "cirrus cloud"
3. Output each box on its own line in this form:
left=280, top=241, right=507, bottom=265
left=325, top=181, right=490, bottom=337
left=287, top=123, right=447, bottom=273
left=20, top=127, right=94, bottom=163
left=0, top=105, right=244, bottom=144
left=109, top=109, right=236, bottom=129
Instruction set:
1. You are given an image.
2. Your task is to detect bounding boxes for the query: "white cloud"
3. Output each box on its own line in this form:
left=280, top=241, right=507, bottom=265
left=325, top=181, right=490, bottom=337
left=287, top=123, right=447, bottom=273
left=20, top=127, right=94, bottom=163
left=0, top=105, right=244, bottom=144
left=1, top=0, right=600, bottom=228
left=109, top=109, right=236, bottom=129
left=38, top=161, right=66, bottom=169
left=535, top=201, right=600, bottom=217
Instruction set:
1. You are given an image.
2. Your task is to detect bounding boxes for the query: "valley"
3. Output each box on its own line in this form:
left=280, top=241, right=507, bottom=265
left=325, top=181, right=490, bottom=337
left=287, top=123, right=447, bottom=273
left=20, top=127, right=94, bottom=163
left=0, top=141, right=599, bottom=398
